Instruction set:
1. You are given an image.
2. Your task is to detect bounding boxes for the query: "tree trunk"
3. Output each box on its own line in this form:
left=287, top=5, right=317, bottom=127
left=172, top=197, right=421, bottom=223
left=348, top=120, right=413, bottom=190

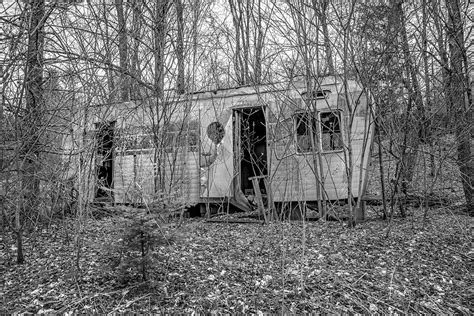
left=431, top=0, right=450, bottom=127
left=314, top=0, right=334, bottom=75
left=153, top=0, right=169, bottom=192
left=19, top=0, right=46, bottom=263
left=421, top=0, right=432, bottom=139
left=115, top=0, right=130, bottom=102
left=175, top=0, right=185, bottom=94
left=229, top=0, right=245, bottom=85
left=130, top=0, right=143, bottom=99
left=253, top=0, right=263, bottom=84
left=99, top=0, right=117, bottom=102
left=446, top=0, right=473, bottom=213
left=392, top=0, right=424, bottom=195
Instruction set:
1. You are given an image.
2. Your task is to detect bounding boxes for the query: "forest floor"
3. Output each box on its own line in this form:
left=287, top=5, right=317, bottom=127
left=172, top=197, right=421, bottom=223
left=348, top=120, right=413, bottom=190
left=1, top=139, right=472, bottom=313
left=1, top=205, right=472, bottom=314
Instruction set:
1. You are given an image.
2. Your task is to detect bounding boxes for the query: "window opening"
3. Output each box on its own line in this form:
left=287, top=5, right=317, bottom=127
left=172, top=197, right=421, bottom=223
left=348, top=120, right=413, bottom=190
left=116, top=127, right=153, bottom=153
left=302, top=89, right=331, bottom=99
left=187, top=120, right=199, bottom=151
left=294, top=111, right=343, bottom=153
left=207, top=121, right=225, bottom=144
left=164, top=122, right=179, bottom=152
left=116, top=120, right=199, bottom=154
left=163, top=120, right=200, bottom=153
left=295, top=112, right=317, bottom=153
left=320, top=112, right=343, bottom=151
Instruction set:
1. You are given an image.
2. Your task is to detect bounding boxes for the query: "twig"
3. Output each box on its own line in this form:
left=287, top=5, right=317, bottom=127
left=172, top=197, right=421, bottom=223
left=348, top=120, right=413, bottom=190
left=107, top=294, right=151, bottom=315
left=337, top=278, right=405, bottom=314
left=57, top=282, right=149, bottom=313
left=352, top=272, right=367, bottom=285
left=388, top=265, right=397, bottom=299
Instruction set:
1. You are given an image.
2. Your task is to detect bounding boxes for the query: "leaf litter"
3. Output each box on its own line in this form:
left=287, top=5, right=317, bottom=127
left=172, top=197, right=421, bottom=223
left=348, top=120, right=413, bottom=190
left=0, top=207, right=472, bottom=314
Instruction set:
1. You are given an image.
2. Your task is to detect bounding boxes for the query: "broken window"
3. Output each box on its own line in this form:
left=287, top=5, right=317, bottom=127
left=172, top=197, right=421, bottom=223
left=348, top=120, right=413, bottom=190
left=116, top=127, right=153, bottom=152
left=295, top=112, right=317, bottom=153
left=294, top=111, right=343, bottom=153
left=302, top=89, right=331, bottom=100
left=320, top=111, right=343, bottom=151
left=164, top=122, right=179, bottom=152
left=116, top=120, right=199, bottom=154
left=207, top=121, right=225, bottom=144
left=187, top=120, right=199, bottom=152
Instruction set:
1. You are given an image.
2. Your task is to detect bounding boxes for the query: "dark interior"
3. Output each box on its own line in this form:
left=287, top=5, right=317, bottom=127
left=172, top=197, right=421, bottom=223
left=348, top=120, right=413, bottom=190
left=95, top=122, right=114, bottom=199
left=239, top=107, right=267, bottom=195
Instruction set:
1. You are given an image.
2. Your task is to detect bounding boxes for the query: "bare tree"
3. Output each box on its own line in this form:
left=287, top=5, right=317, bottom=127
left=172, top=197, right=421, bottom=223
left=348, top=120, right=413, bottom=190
left=445, top=0, right=473, bottom=213
left=16, top=0, right=47, bottom=264
left=312, top=0, right=334, bottom=75
left=228, top=0, right=268, bottom=85
left=115, top=0, right=130, bottom=101
left=175, top=0, right=185, bottom=94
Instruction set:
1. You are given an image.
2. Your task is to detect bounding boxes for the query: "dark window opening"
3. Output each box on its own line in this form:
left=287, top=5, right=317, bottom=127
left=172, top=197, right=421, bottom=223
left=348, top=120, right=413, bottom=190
left=294, top=111, right=343, bottom=153
left=295, top=112, right=317, bottom=153
left=207, top=121, right=225, bottom=144
left=187, top=120, right=199, bottom=152
left=320, top=112, right=343, bottom=151
left=302, top=89, right=331, bottom=99
left=163, top=122, right=179, bottom=152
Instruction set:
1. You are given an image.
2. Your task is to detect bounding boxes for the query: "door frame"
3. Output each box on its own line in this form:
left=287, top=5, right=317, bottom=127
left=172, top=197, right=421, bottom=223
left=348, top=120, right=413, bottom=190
left=94, top=121, right=115, bottom=202
left=232, top=105, right=268, bottom=197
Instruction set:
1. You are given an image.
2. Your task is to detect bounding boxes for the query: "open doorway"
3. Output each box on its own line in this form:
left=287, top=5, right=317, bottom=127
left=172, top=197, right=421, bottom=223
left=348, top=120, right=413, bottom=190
left=95, top=121, right=115, bottom=201
left=235, top=107, right=268, bottom=196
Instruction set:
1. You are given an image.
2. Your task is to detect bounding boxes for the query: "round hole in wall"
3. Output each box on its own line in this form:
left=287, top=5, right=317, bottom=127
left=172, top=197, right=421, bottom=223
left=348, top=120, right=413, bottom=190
left=207, top=121, right=225, bottom=144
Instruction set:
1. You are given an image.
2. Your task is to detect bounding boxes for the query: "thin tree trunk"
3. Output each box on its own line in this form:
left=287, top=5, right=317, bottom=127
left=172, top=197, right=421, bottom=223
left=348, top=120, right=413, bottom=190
left=19, top=0, right=46, bottom=263
left=446, top=0, right=473, bottom=213
left=190, top=0, right=201, bottom=91
left=130, top=0, right=143, bottom=99
left=229, top=0, right=245, bottom=85
left=0, top=65, right=4, bottom=229
left=340, top=2, right=357, bottom=227
left=431, top=0, right=451, bottom=127
left=15, top=155, right=24, bottom=264
left=392, top=0, right=424, bottom=196
left=253, top=0, right=263, bottom=84
left=115, top=0, right=129, bottom=102
left=315, top=0, right=334, bottom=75
left=153, top=0, right=168, bottom=192
left=376, top=120, right=388, bottom=220
left=175, top=0, right=185, bottom=94
left=289, top=1, right=325, bottom=218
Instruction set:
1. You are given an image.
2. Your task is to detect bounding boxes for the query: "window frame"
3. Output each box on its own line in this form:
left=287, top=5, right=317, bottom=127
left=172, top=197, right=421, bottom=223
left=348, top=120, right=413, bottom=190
left=319, top=110, right=344, bottom=153
left=115, top=128, right=154, bottom=154
left=293, top=109, right=344, bottom=154
left=294, top=111, right=318, bottom=154
left=164, top=120, right=199, bottom=153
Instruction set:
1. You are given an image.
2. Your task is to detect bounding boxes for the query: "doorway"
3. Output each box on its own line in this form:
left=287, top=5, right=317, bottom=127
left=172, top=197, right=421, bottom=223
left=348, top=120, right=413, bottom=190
left=95, top=121, right=115, bottom=201
left=235, top=107, right=268, bottom=196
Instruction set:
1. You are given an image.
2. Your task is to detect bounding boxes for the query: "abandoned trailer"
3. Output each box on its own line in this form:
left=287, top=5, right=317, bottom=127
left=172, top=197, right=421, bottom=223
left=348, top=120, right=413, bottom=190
left=65, top=76, right=374, bottom=219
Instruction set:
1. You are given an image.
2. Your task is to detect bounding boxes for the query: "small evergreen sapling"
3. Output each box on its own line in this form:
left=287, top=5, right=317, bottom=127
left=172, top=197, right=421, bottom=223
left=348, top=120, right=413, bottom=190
left=112, top=207, right=170, bottom=283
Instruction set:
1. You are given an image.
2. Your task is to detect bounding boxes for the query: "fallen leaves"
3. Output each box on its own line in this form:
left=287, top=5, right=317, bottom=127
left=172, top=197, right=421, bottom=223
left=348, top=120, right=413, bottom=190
left=0, top=208, right=472, bottom=313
